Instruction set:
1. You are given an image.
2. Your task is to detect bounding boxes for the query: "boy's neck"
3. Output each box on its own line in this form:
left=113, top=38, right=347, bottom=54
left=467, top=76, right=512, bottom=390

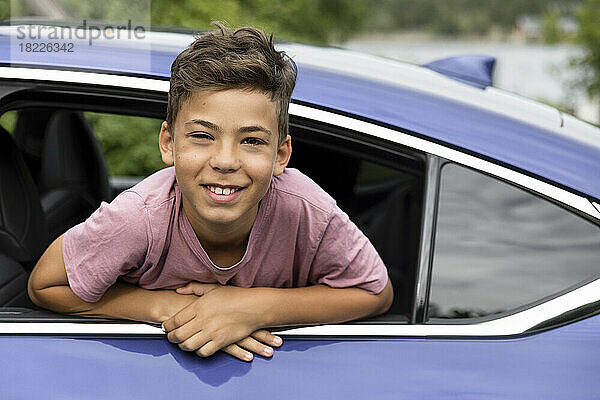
left=182, top=198, right=258, bottom=252
left=196, top=223, right=251, bottom=253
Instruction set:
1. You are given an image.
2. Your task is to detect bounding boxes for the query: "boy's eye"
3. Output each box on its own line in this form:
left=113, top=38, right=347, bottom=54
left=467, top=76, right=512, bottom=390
left=241, top=137, right=266, bottom=146
left=189, top=132, right=214, bottom=140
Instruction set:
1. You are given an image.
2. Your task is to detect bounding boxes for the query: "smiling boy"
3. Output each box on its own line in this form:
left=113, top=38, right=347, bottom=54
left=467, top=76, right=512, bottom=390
left=28, top=25, right=393, bottom=361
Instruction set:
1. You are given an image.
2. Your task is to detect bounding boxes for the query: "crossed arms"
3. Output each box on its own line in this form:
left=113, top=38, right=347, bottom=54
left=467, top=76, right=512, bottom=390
left=28, top=234, right=394, bottom=361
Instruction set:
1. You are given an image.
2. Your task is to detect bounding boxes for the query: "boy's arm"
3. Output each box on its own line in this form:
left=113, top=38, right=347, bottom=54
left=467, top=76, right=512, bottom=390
left=28, top=234, right=195, bottom=322
left=162, top=279, right=393, bottom=357
left=28, top=235, right=283, bottom=360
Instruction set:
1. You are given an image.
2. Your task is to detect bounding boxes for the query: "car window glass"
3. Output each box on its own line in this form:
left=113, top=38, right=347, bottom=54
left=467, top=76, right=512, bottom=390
left=429, top=163, right=600, bottom=319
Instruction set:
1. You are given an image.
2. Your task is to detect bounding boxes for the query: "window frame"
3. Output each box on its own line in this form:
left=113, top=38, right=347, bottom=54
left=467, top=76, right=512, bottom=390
left=1, top=67, right=600, bottom=340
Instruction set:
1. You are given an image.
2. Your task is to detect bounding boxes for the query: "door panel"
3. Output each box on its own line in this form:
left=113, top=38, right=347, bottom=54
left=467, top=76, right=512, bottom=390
left=3, top=314, right=600, bottom=399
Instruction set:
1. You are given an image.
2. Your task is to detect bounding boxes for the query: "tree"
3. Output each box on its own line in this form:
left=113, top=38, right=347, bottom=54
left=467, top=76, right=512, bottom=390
left=573, top=0, right=600, bottom=121
left=0, top=0, right=9, bottom=20
left=149, top=0, right=369, bottom=44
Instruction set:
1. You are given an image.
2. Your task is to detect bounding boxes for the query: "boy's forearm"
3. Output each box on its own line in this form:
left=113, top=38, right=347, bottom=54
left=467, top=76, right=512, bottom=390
left=252, top=279, right=393, bottom=328
left=28, top=234, right=195, bottom=323
left=32, top=281, right=194, bottom=323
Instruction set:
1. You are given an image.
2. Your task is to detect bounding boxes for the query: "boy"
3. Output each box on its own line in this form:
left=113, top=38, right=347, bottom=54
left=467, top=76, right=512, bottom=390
left=28, top=24, right=393, bottom=362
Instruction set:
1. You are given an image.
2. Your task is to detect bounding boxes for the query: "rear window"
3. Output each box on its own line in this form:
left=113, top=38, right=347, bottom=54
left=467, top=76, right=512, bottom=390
left=429, top=163, right=600, bottom=319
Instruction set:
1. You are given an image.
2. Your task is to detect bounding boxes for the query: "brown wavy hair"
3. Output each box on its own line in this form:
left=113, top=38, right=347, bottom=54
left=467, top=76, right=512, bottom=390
left=166, top=23, right=297, bottom=144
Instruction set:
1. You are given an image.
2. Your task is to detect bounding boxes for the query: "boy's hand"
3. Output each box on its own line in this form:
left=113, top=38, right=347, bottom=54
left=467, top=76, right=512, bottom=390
left=163, top=282, right=282, bottom=362
left=163, top=280, right=393, bottom=362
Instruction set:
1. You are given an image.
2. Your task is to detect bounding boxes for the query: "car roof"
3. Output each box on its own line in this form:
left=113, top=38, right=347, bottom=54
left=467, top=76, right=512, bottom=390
left=1, top=26, right=599, bottom=200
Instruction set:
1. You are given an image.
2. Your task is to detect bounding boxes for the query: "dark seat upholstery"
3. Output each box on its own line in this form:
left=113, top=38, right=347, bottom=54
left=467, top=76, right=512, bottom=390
left=39, top=111, right=111, bottom=240
left=356, top=179, right=421, bottom=315
left=289, top=142, right=360, bottom=213
left=13, top=109, right=55, bottom=185
left=0, top=126, right=48, bottom=306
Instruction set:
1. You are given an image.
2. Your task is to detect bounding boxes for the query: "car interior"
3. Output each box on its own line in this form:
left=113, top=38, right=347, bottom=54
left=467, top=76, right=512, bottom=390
left=0, top=103, right=425, bottom=324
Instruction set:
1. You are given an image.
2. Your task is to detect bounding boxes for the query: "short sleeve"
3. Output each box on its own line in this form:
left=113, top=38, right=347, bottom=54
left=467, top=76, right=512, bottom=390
left=62, top=190, right=150, bottom=302
left=309, top=207, right=388, bottom=294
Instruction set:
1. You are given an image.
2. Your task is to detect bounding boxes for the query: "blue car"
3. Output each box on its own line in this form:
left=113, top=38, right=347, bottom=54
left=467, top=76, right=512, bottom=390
left=1, top=22, right=600, bottom=399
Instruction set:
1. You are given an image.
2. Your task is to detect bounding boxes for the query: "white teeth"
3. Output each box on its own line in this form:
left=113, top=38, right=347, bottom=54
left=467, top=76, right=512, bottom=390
left=207, top=186, right=238, bottom=195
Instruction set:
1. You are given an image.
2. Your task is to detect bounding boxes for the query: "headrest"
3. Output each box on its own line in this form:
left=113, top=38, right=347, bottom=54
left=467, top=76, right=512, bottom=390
left=39, top=111, right=111, bottom=202
left=0, top=126, right=48, bottom=262
left=14, top=109, right=54, bottom=163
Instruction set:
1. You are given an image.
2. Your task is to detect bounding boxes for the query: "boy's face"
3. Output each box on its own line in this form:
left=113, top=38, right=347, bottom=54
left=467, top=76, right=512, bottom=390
left=159, top=89, right=291, bottom=231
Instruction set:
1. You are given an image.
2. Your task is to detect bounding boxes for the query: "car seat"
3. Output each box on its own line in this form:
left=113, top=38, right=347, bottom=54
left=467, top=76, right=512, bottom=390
left=356, top=178, right=421, bottom=315
left=38, top=111, right=111, bottom=240
left=13, top=109, right=55, bottom=185
left=0, top=126, right=49, bottom=306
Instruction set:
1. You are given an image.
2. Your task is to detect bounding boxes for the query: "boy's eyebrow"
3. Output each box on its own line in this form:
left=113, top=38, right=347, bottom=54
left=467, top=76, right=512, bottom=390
left=184, top=119, right=222, bottom=132
left=237, top=125, right=273, bottom=137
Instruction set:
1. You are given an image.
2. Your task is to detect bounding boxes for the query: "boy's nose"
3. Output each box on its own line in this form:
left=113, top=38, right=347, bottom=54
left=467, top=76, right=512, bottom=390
left=208, top=145, right=240, bottom=173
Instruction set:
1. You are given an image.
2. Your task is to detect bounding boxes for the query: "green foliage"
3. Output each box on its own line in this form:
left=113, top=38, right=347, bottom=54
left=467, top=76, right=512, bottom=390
left=573, top=0, right=600, bottom=99
left=150, top=0, right=369, bottom=44
left=85, top=113, right=165, bottom=176
left=5, top=0, right=368, bottom=43
left=541, top=11, right=561, bottom=44
left=366, top=0, right=582, bottom=36
left=9, top=0, right=150, bottom=22
left=0, top=111, right=16, bottom=133
left=0, top=0, right=9, bottom=20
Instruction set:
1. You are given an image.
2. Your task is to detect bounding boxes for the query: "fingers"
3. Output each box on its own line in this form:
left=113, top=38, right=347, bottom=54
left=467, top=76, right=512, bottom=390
left=172, top=331, right=226, bottom=358
left=195, top=340, right=221, bottom=358
left=236, top=336, right=274, bottom=358
left=221, top=336, right=279, bottom=362
left=171, top=332, right=281, bottom=361
left=251, top=329, right=283, bottom=348
left=176, top=335, right=258, bottom=361
left=176, top=282, right=221, bottom=296
left=172, top=332, right=279, bottom=361
left=175, top=331, right=210, bottom=352
left=222, top=343, right=254, bottom=362
left=162, top=306, right=195, bottom=333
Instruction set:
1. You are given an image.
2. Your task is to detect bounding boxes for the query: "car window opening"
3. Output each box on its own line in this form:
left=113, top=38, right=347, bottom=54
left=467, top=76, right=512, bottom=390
left=0, top=106, right=425, bottom=326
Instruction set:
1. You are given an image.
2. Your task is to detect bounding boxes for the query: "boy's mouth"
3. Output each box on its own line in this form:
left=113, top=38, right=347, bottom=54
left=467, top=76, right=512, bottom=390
left=202, top=184, right=244, bottom=197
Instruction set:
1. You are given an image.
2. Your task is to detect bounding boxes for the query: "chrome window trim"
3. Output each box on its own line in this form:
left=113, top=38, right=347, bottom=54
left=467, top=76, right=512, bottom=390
left=2, top=276, right=600, bottom=336
left=0, top=66, right=170, bottom=92
left=411, top=155, right=441, bottom=323
left=3, top=275, right=600, bottom=336
left=2, top=68, right=600, bottom=337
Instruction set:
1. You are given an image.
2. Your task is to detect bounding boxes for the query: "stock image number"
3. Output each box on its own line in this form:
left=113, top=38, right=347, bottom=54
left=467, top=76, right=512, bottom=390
left=19, top=42, right=74, bottom=53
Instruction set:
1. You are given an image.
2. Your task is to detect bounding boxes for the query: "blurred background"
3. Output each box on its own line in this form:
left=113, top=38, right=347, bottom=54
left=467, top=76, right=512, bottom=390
left=1, top=0, right=599, bottom=177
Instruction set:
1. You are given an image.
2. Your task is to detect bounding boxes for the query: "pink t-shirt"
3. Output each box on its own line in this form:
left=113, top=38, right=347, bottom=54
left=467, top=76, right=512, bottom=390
left=63, top=167, right=388, bottom=302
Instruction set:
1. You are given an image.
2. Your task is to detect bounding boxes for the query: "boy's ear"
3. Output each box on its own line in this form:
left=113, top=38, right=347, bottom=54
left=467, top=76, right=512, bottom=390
left=159, top=121, right=175, bottom=166
left=273, top=135, right=292, bottom=177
